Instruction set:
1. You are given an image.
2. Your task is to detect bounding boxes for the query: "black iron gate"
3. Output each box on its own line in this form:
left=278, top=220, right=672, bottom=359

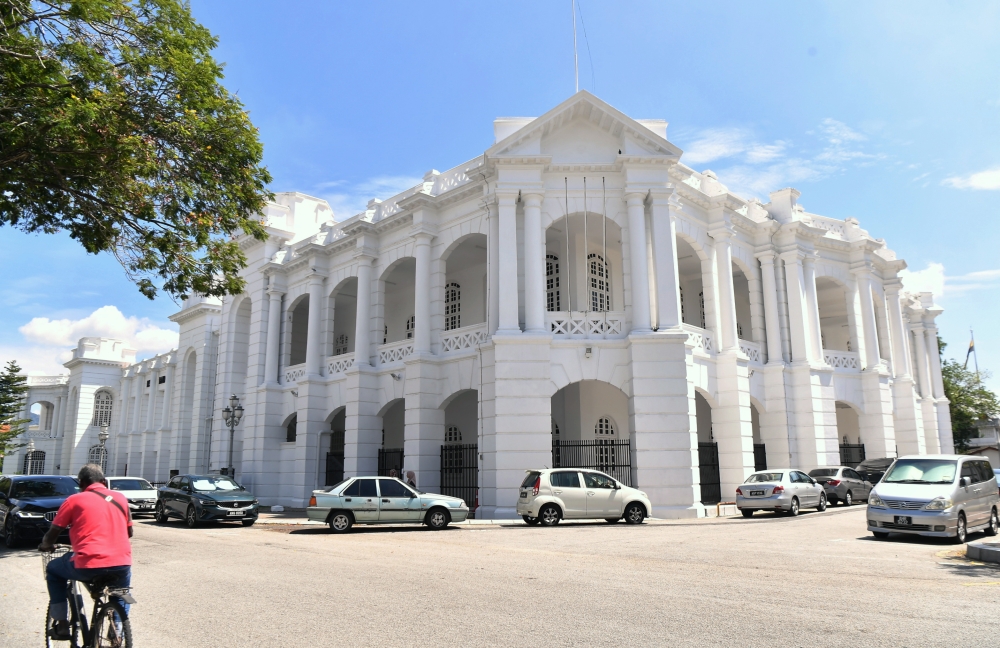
left=325, top=452, right=344, bottom=486
left=753, top=443, right=767, bottom=472
left=551, top=439, right=632, bottom=486
left=377, top=448, right=404, bottom=477
left=839, top=444, right=866, bottom=467
left=698, top=442, right=721, bottom=504
left=440, top=443, right=478, bottom=515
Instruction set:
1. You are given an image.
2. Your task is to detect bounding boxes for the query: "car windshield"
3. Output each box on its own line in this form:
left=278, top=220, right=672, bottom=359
left=190, top=476, right=242, bottom=492
left=809, top=469, right=839, bottom=477
left=326, top=479, right=348, bottom=493
left=883, top=459, right=957, bottom=484
left=109, top=479, right=153, bottom=491
left=521, top=472, right=541, bottom=489
left=12, top=478, right=80, bottom=498
left=746, top=472, right=783, bottom=483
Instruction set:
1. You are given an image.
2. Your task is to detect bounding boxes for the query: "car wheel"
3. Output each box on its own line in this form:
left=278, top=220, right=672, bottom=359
left=624, top=503, right=646, bottom=525
left=788, top=497, right=800, bottom=517
left=154, top=502, right=169, bottom=523
left=3, top=518, right=17, bottom=549
left=604, top=517, right=620, bottom=524
left=844, top=491, right=853, bottom=507
left=425, top=508, right=450, bottom=530
left=986, top=508, right=999, bottom=537
left=817, top=494, right=827, bottom=512
left=741, top=509, right=754, bottom=518
left=522, top=515, right=540, bottom=526
left=241, top=519, right=256, bottom=527
left=539, top=504, right=561, bottom=527
left=185, top=506, right=198, bottom=529
left=953, top=512, right=968, bottom=544
left=328, top=512, right=353, bottom=533
left=873, top=531, right=889, bottom=540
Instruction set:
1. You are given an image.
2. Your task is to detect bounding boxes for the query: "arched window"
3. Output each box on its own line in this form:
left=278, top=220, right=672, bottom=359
left=588, top=254, right=609, bottom=312
left=445, top=426, right=462, bottom=443
left=405, top=316, right=415, bottom=339
left=92, top=390, right=113, bottom=427
left=334, top=334, right=349, bottom=356
left=444, top=283, right=461, bottom=331
left=23, top=450, right=45, bottom=475
left=88, top=444, right=108, bottom=472
left=546, top=254, right=561, bottom=312
left=286, top=415, right=297, bottom=443
left=595, top=417, right=616, bottom=437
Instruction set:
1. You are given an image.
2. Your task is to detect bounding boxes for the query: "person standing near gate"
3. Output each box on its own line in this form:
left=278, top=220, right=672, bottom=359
left=406, top=471, right=417, bottom=489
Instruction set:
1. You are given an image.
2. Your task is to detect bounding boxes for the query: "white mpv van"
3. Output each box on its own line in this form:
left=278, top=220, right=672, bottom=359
left=867, top=455, right=1000, bottom=543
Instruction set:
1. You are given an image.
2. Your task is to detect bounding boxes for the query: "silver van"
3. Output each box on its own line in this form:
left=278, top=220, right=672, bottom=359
left=867, top=455, right=1000, bottom=543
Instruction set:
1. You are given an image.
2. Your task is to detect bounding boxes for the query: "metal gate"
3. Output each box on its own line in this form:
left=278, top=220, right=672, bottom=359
left=698, top=442, right=721, bottom=504
left=551, top=439, right=632, bottom=486
left=839, top=444, right=866, bottom=467
left=753, top=443, right=767, bottom=472
left=377, top=448, right=404, bottom=477
left=440, top=443, right=478, bottom=514
left=325, top=452, right=344, bottom=486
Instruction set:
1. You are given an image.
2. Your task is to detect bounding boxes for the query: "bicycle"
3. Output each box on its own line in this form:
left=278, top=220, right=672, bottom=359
left=42, top=546, right=136, bottom=648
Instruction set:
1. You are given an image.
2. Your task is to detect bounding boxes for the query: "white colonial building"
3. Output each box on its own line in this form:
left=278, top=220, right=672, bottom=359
left=4, top=93, right=952, bottom=518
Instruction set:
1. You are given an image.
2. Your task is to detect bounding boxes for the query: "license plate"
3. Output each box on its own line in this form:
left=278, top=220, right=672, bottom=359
left=520, top=492, right=527, bottom=498
left=894, top=516, right=911, bottom=526
left=226, top=510, right=244, bottom=517
left=138, top=504, right=152, bottom=509
left=750, top=490, right=764, bottom=496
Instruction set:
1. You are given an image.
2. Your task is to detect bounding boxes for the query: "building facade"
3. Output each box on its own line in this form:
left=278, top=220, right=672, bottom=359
left=4, top=93, right=953, bottom=518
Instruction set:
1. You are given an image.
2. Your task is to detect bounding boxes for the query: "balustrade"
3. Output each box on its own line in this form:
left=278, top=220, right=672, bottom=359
left=378, top=339, right=414, bottom=365
left=681, top=323, right=715, bottom=354
left=739, top=339, right=762, bottom=364
left=282, top=363, right=307, bottom=384
left=441, top=323, right=489, bottom=353
left=824, top=349, right=861, bottom=371
left=326, top=354, right=355, bottom=376
left=546, top=311, right=627, bottom=339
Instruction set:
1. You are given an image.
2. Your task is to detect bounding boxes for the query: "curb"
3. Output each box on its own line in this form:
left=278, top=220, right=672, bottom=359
left=966, top=541, right=1000, bottom=564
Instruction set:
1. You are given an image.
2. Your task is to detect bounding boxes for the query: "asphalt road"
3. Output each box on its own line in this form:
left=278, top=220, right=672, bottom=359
left=2, top=506, right=999, bottom=647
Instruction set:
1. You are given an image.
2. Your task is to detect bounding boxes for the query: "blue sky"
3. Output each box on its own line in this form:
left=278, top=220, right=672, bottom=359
left=2, top=1, right=999, bottom=390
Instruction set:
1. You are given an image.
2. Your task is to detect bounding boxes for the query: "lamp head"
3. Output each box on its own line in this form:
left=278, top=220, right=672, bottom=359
left=98, top=425, right=110, bottom=443
left=234, top=404, right=244, bottom=423
left=229, top=394, right=239, bottom=409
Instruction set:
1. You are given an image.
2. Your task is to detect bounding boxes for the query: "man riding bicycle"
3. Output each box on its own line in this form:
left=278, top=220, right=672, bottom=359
left=39, top=464, right=133, bottom=641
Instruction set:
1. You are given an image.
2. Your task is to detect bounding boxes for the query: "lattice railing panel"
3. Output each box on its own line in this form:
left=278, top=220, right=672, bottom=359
left=824, top=350, right=861, bottom=371
left=739, top=339, right=762, bottom=364
left=326, top=354, right=355, bottom=375
left=546, top=312, right=627, bottom=339
left=378, top=340, right=414, bottom=365
left=441, top=323, right=489, bottom=353
left=283, top=364, right=306, bottom=384
left=682, top=324, right=715, bottom=354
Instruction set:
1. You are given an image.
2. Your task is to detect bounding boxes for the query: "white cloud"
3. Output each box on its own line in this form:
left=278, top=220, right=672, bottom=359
left=898, top=262, right=1000, bottom=299
left=943, top=167, right=1000, bottom=190
left=313, top=175, right=423, bottom=219
left=681, top=128, right=752, bottom=165
left=899, top=262, right=945, bottom=297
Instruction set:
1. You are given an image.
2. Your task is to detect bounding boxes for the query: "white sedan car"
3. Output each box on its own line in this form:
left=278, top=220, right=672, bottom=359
left=105, top=476, right=158, bottom=517
left=736, top=469, right=828, bottom=517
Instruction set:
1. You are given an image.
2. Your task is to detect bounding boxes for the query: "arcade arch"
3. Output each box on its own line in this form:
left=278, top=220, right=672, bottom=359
left=544, top=213, right=623, bottom=312
left=329, top=277, right=358, bottom=356
left=231, top=297, right=252, bottom=389
left=816, top=277, right=852, bottom=352
left=676, top=237, right=706, bottom=328
left=443, top=234, right=487, bottom=330
left=380, top=259, right=416, bottom=345
left=287, top=295, right=310, bottom=366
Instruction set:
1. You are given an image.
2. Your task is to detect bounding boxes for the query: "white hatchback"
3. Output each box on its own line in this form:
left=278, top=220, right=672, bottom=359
left=516, top=469, right=652, bottom=526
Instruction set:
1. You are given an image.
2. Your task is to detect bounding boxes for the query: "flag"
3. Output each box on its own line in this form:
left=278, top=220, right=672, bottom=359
left=964, top=338, right=975, bottom=369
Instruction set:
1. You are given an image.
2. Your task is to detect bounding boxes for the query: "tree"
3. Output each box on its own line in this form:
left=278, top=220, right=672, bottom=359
left=0, top=360, right=31, bottom=460
left=0, top=0, right=272, bottom=299
left=939, top=338, right=1000, bottom=450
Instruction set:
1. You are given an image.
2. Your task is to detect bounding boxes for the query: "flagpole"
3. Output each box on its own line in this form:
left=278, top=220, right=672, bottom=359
left=972, top=328, right=980, bottom=380
left=572, top=0, right=579, bottom=93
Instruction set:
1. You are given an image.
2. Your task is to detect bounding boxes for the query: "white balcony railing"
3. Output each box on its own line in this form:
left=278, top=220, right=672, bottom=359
left=379, top=339, right=414, bottom=365
left=739, top=339, right=762, bottom=364
left=441, top=323, right=489, bottom=353
left=824, top=349, right=861, bottom=371
left=326, top=353, right=355, bottom=376
left=547, top=311, right=627, bottom=339
left=283, top=363, right=306, bottom=384
left=682, top=324, right=715, bottom=354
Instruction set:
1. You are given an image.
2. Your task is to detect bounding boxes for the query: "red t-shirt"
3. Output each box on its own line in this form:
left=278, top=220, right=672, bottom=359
left=52, top=483, right=132, bottom=569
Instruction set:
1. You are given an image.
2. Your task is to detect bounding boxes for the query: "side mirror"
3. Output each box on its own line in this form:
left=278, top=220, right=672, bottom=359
left=614, top=484, right=621, bottom=490
left=961, top=476, right=972, bottom=488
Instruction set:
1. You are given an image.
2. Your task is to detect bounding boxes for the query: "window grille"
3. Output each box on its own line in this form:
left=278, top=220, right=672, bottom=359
left=405, top=316, right=415, bottom=339
left=595, top=417, right=615, bottom=437
left=738, top=322, right=743, bottom=339
left=588, top=254, right=609, bottom=312
left=546, top=254, right=561, bottom=312
left=286, top=415, right=297, bottom=443
left=88, top=444, right=108, bottom=472
left=699, top=291, right=706, bottom=328
left=680, top=286, right=685, bottom=322
left=595, top=417, right=616, bottom=471
left=23, top=450, right=45, bottom=475
left=383, top=325, right=388, bottom=345
left=334, top=334, right=349, bottom=356
left=444, top=283, right=461, bottom=331
left=92, top=391, right=113, bottom=427
left=445, top=425, right=462, bottom=443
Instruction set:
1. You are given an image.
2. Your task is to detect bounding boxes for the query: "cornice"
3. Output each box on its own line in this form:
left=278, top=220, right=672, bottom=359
left=169, top=302, right=221, bottom=325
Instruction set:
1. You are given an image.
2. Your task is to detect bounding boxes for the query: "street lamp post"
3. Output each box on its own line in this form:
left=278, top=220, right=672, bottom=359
left=98, top=424, right=110, bottom=472
left=222, top=395, right=244, bottom=477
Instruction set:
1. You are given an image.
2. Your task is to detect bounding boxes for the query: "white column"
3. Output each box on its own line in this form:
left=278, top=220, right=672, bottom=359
left=523, top=193, right=545, bottom=332
left=712, top=230, right=738, bottom=351
left=780, top=252, right=810, bottom=363
left=925, top=327, right=944, bottom=399
left=354, top=256, right=374, bottom=365
left=159, top=363, right=175, bottom=429
left=52, top=396, right=63, bottom=439
left=625, top=192, right=652, bottom=332
left=650, top=192, right=681, bottom=329
left=487, top=201, right=500, bottom=335
left=130, top=375, right=143, bottom=432
left=304, top=274, right=325, bottom=376
left=911, top=322, right=931, bottom=397
left=146, top=369, right=159, bottom=432
left=497, top=192, right=520, bottom=334
left=414, top=233, right=433, bottom=352
left=854, top=268, right=882, bottom=370
left=885, top=283, right=911, bottom=378
left=757, top=252, right=784, bottom=364
left=263, top=289, right=283, bottom=385
left=802, top=254, right=823, bottom=363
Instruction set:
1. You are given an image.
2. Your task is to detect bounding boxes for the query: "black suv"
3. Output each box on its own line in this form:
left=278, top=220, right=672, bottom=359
left=0, top=475, right=79, bottom=548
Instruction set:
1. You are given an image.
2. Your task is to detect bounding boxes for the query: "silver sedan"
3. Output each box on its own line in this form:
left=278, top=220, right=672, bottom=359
left=736, top=469, right=828, bottom=517
left=306, top=476, right=469, bottom=532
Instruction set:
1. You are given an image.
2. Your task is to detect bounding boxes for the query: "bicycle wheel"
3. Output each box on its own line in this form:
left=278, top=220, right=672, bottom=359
left=45, top=601, right=82, bottom=648
left=91, top=601, right=132, bottom=648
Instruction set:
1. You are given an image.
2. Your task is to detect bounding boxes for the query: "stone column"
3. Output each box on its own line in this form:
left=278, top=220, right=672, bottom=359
left=263, top=289, right=284, bottom=385
left=885, top=283, right=911, bottom=377
left=354, top=256, right=374, bottom=365
left=924, top=320, right=953, bottom=453
left=924, top=327, right=943, bottom=399
left=625, top=192, right=652, bottom=332
left=130, top=374, right=143, bottom=433
left=497, top=192, right=520, bottom=334
left=52, top=396, right=63, bottom=439
left=159, top=363, right=175, bottom=430
left=802, top=254, right=823, bottom=363
left=523, top=192, right=545, bottom=333
left=304, top=274, right=325, bottom=377
left=757, top=252, right=784, bottom=364
left=911, top=322, right=931, bottom=398
left=649, top=192, right=681, bottom=329
left=145, top=369, right=159, bottom=433
left=413, top=233, right=433, bottom=353
left=854, top=268, right=882, bottom=370
left=779, top=252, right=810, bottom=364
left=487, top=201, right=500, bottom=335
left=712, top=228, right=738, bottom=351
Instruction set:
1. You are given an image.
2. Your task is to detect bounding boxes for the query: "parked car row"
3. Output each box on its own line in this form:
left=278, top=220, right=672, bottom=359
left=735, top=465, right=872, bottom=517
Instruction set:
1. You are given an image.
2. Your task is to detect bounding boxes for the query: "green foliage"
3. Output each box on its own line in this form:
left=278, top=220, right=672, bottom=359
left=0, top=361, right=32, bottom=458
left=941, top=355, right=1000, bottom=451
left=0, top=0, right=272, bottom=299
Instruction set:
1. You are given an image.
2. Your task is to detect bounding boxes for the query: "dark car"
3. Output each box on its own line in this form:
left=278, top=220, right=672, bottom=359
left=855, top=457, right=896, bottom=486
left=0, top=475, right=79, bottom=548
left=808, top=467, right=872, bottom=506
left=155, top=474, right=259, bottom=528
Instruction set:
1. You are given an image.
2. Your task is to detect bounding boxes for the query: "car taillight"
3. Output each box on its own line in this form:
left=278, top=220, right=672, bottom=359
left=827, top=479, right=841, bottom=487
left=736, top=487, right=744, bottom=496
left=532, top=476, right=540, bottom=496
left=772, top=485, right=784, bottom=495
left=308, top=495, right=317, bottom=507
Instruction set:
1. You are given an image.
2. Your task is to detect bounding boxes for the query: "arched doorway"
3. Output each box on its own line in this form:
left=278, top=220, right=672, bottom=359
left=379, top=399, right=405, bottom=477
left=440, top=390, right=479, bottom=512
left=323, top=408, right=346, bottom=486
left=695, top=391, right=721, bottom=504
left=751, top=401, right=766, bottom=471
left=835, top=401, right=865, bottom=466
left=550, top=381, right=631, bottom=485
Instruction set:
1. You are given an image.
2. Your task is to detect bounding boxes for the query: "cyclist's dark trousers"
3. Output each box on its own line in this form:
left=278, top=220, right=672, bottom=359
left=46, top=552, right=131, bottom=620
